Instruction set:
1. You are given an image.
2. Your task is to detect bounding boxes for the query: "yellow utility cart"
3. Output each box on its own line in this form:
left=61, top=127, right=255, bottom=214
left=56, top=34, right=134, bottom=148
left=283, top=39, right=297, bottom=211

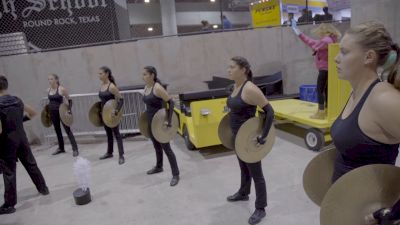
left=174, top=73, right=292, bottom=150
left=270, top=44, right=351, bottom=151
left=175, top=94, right=228, bottom=150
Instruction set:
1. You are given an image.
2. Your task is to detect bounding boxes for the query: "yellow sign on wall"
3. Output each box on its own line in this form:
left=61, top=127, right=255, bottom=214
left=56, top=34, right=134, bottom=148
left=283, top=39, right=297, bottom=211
left=282, top=0, right=327, bottom=8
left=251, top=0, right=281, bottom=28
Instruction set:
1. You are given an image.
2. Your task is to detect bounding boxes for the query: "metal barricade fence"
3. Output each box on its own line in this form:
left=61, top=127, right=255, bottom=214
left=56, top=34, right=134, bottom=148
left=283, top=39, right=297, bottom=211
left=40, top=90, right=146, bottom=144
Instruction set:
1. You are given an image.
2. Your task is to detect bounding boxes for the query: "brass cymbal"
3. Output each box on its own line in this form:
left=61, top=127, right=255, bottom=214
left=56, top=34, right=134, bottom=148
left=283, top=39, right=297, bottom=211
left=41, top=104, right=52, bottom=128
left=320, top=164, right=400, bottom=225
left=235, top=117, right=276, bottom=163
left=59, top=103, right=73, bottom=127
left=151, top=109, right=179, bottom=143
left=218, top=113, right=234, bottom=149
left=88, top=102, right=104, bottom=127
left=138, top=112, right=150, bottom=138
left=102, top=100, right=123, bottom=128
left=303, top=147, right=337, bottom=206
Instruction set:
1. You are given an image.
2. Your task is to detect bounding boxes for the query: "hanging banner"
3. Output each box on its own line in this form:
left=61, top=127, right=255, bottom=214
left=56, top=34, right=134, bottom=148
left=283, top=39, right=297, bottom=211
left=282, top=0, right=327, bottom=8
left=0, top=0, right=119, bottom=50
left=287, top=5, right=299, bottom=13
left=251, top=0, right=281, bottom=28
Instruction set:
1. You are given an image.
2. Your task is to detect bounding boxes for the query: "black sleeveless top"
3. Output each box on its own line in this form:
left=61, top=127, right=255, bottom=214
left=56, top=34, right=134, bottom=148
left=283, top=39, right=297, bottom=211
left=99, top=83, right=115, bottom=107
left=48, top=86, right=63, bottom=111
left=227, top=81, right=256, bottom=135
left=331, top=79, right=399, bottom=182
left=143, top=85, right=163, bottom=120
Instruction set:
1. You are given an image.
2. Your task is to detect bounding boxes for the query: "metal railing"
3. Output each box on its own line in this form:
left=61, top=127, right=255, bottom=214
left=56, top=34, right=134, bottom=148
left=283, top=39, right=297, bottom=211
left=40, top=90, right=146, bottom=144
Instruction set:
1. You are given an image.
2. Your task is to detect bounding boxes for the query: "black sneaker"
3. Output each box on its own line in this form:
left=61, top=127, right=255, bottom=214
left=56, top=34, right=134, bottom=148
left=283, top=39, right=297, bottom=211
left=227, top=192, right=249, bottom=202
left=52, top=149, right=66, bottom=155
left=0, top=204, right=16, bottom=215
left=170, top=175, right=180, bottom=186
left=99, top=153, right=113, bottom=160
left=72, top=151, right=79, bottom=157
left=39, top=186, right=50, bottom=195
left=146, top=167, right=163, bottom=175
left=248, top=209, right=266, bottom=225
left=118, top=156, right=125, bottom=165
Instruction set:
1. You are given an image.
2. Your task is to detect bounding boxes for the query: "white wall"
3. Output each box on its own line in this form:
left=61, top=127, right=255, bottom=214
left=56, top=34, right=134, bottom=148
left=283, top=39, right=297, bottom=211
left=350, top=0, right=399, bottom=44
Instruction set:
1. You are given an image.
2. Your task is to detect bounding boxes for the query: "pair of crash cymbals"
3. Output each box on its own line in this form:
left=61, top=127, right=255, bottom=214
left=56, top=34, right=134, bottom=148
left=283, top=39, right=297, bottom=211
left=138, top=112, right=150, bottom=138
left=41, top=103, right=73, bottom=127
left=303, top=147, right=337, bottom=206
left=303, top=148, right=400, bottom=225
left=218, top=114, right=235, bottom=149
left=218, top=113, right=276, bottom=163
left=88, top=100, right=123, bottom=128
left=59, top=103, right=73, bottom=126
left=321, top=164, right=400, bottom=225
left=101, top=100, right=123, bottom=128
left=88, top=102, right=103, bottom=127
left=138, top=109, right=179, bottom=143
left=41, top=104, right=52, bottom=127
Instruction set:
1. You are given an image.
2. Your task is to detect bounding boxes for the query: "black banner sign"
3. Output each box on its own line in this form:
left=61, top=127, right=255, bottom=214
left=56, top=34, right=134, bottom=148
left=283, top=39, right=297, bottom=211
left=0, top=0, right=119, bottom=49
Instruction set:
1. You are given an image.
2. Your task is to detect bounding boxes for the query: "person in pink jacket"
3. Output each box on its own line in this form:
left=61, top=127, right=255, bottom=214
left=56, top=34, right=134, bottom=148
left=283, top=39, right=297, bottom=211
left=291, top=21, right=341, bottom=119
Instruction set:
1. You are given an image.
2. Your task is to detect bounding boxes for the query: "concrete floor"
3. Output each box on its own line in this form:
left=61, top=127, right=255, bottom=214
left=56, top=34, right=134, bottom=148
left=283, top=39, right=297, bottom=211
left=1, top=129, right=321, bottom=225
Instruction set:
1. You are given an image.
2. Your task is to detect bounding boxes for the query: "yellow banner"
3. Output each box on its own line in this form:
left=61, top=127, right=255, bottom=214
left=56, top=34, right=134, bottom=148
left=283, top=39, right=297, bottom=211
left=282, top=0, right=327, bottom=8
left=251, top=0, right=281, bottom=28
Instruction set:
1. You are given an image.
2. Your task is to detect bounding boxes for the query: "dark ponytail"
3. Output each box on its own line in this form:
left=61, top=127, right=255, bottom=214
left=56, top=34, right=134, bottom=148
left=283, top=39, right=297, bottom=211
left=387, top=43, right=400, bottom=90
left=231, top=56, right=253, bottom=81
left=247, top=69, right=253, bottom=81
left=144, top=66, right=161, bottom=84
left=0, top=75, right=8, bottom=91
left=100, top=66, right=116, bottom=85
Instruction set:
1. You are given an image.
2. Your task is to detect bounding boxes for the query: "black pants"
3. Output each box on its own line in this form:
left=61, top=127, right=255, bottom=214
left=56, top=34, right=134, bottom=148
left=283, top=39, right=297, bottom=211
left=317, top=70, right=328, bottom=110
left=49, top=109, right=78, bottom=151
left=148, top=121, right=179, bottom=176
left=104, top=125, right=124, bottom=157
left=1, top=135, right=47, bottom=207
left=236, top=156, right=267, bottom=209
